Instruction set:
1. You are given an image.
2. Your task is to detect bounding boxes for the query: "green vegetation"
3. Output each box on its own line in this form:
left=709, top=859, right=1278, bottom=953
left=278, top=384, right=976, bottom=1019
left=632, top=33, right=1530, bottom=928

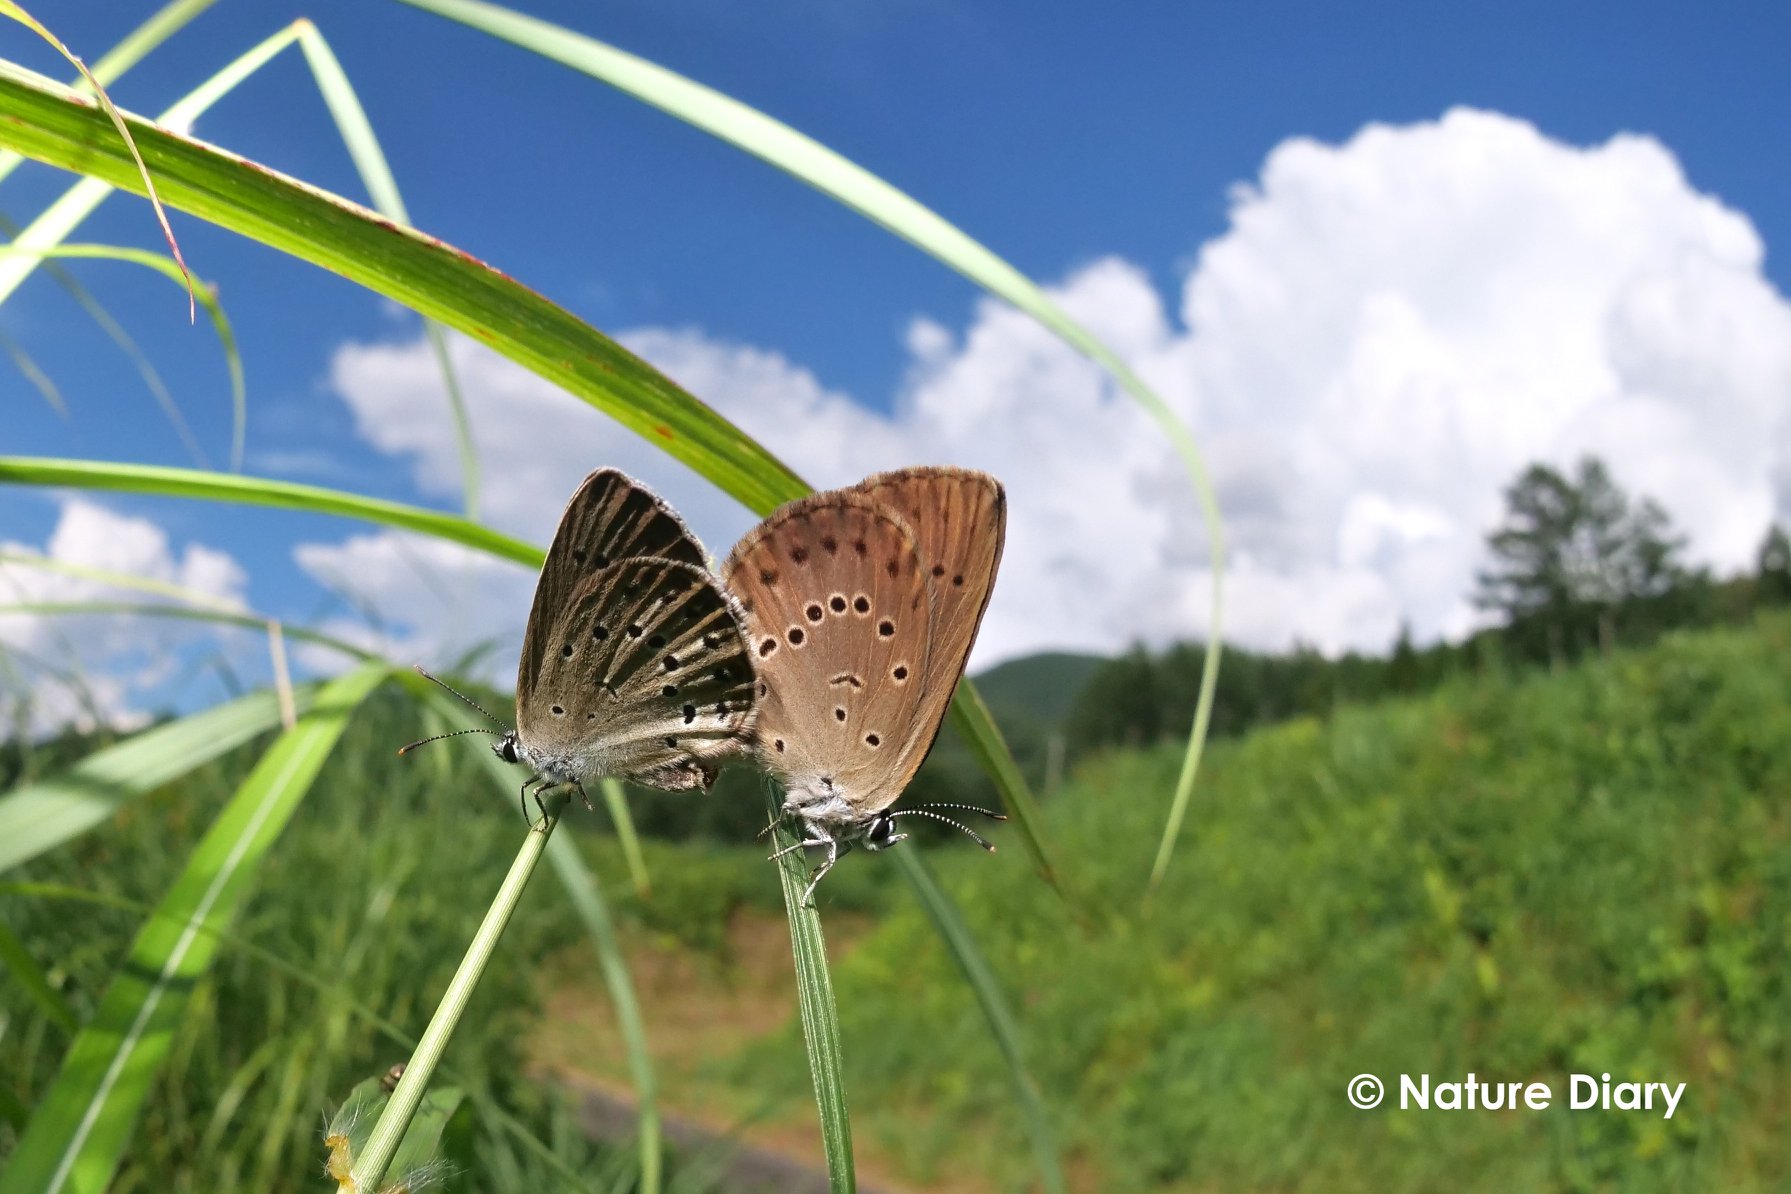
left=6, top=613, right=1786, bottom=1190
left=803, top=610, right=1791, bottom=1191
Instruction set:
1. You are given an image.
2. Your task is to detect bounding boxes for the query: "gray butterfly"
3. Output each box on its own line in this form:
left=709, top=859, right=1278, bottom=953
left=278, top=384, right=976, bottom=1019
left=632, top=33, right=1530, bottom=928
left=408, top=469, right=756, bottom=812
left=724, top=466, right=1007, bottom=901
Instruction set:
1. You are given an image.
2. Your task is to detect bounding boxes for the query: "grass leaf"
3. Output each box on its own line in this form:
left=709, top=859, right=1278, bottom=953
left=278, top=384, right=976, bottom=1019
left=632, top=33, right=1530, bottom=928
left=441, top=694, right=667, bottom=1194
left=0, top=457, right=540, bottom=567
left=0, top=58, right=805, bottom=515
left=293, top=22, right=480, bottom=517
left=0, top=662, right=386, bottom=1194
left=769, top=818, right=855, bottom=1193
left=0, top=0, right=219, bottom=188
left=891, top=848, right=1063, bottom=1194
left=0, top=682, right=319, bottom=875
left=0, top=1, right=194, bottom=315
left=599, top=777, right=652, bottom=899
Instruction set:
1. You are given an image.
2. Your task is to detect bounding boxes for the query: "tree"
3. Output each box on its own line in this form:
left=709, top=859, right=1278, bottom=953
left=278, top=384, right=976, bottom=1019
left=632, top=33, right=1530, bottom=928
left=1474, top=456, right=1689, bottom=661
left=1759, top=523, right=1791, bottom=604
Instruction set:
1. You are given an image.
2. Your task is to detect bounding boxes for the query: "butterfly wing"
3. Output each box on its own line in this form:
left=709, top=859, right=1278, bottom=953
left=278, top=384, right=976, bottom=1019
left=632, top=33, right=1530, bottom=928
left=519, top=469, right=710, bottom=705
left=517, top=556, right=755, bottom=791
left=850, top=466, right=1006, bottom=778
left=724, top=491, right=933, bottom=815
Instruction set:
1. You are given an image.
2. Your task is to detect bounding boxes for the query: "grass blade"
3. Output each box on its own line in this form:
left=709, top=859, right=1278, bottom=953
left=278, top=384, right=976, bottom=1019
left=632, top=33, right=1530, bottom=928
left=0, top=233, right=227, bottom=469
left=0, top=324, right=65, bottom=416
left=0, top=682, right=319, bottom=875
left=0, top=662, right=387, bottom=1194
left=5, top=243, right=247, bottom=471
left=294, top=22, right=479, bottom=516
left=0, top=0, right=219, bottom=188
left=350, top=789, right=559, bottom=1192
left=0, top=602, right=374, bottom=663
left=769, top=818, right=855, bottom=1193
left=445, top=690, right=663, bottom=1193
left=599, top=777, right=652, bottom=899
left=0, top=457, right=540, bottom=568
left=946, top=678, right=1059, bottom=890
left=891, top=848, right=1063, bottom=1194
left=0, top=59, right=805, bottom=515
left=0, top=1, right=194, bottom=315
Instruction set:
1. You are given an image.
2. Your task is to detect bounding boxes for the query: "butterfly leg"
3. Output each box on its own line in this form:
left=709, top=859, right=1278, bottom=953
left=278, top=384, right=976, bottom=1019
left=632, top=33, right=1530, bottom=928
left=767, top=835, right=830, bottom=863
left=518, top=777, right=542, bottom=823
left=573, top=779, right=595, bottom=812
left=800, top=838, right=848, bottom=906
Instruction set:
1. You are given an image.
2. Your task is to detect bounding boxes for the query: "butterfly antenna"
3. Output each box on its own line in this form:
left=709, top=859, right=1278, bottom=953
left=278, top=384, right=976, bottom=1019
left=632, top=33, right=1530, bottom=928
left=885, top=808, right=998, bottom=851
left=398, top=727, right=499, bottom=756
left=412, top=664, right=507, bottom=726
left=911, top=801, right=1007, bottom=822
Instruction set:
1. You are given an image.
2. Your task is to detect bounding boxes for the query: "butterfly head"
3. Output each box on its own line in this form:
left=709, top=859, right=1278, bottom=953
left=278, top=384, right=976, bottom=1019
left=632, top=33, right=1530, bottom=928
left=863, top=812, right=907, bottom=852
left=493, top=730, right=523, bottom=765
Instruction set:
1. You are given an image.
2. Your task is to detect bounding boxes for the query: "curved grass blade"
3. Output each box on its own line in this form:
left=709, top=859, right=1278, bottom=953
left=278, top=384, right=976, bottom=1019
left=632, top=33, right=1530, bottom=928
left=769, top=817, right=855, bottom=1193
left=6, top=244, right=246, bottom=471
left=0, top=232, right=222, bottom=469
left=0, top=681, right=319, bottom=875
left=0, top=457, right=541, bottom=568
left=0, top=60, right=805, bottom=515
left=399, top=0, right=1210, bottom=890
left=891, top=849, right=1063, bottom=1194
left=294, top=22, right=478, bottom=516
left=0, top=324, right=65, bottom=416
left=0, top=1, right=194, bottom=315
left=0, top=0, right=220, bottom=189
left=0, top=662, right=387, bottom=1194
left=599, top=777, right=652, bottom=899
left=0, top=602, right=374, bottom=663
left=450, top=692, right=663, bottom=1194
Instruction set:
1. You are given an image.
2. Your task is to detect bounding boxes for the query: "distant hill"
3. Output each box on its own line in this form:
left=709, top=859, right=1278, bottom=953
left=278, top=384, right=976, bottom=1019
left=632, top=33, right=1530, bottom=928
left=970, top=651, right=1106, bottom=732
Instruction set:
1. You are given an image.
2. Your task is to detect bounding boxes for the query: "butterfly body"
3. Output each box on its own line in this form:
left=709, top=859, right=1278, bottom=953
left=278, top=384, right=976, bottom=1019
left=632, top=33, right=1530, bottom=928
left=726, top=467, right=1006, bottom=900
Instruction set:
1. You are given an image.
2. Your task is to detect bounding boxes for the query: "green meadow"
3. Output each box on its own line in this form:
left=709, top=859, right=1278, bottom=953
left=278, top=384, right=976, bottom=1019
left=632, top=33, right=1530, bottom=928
left=6, top=611, right=1786, bottom=1190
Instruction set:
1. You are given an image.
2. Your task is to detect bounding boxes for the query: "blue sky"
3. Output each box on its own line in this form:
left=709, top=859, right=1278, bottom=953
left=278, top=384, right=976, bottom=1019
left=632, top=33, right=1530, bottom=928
left=4, top=1, right=1790, bottom=726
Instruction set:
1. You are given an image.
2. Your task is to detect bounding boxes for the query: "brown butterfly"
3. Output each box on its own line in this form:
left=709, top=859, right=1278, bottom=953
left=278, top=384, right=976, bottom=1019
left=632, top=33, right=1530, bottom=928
left=407, top=469, right=757, bottom=814
left=724, top=466, right=1007, bottom=901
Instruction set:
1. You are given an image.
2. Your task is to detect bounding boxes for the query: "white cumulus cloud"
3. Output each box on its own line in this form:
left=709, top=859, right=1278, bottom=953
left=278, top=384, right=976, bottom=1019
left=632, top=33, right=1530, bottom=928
left=306, top=107, right=1791, bottom=677
left=0, top=500, right=249, bottom=732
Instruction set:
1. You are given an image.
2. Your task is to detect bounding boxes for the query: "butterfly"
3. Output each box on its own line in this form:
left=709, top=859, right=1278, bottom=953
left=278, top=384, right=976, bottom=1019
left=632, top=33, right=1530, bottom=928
left=406, top=469, right=757, bottom=815
left=724, top=466, right=1007, bottom=901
